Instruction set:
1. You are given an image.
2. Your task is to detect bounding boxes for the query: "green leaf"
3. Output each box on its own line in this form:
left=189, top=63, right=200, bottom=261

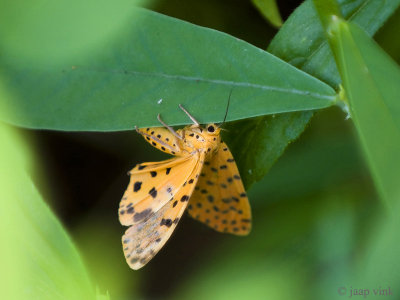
left=231, top=0, right=400, bottom=189
left=0, top=120, right=95, bottom=297
left=312, top=0, right=343, bottom=30
left=328, top=18, right=400, bottom=205
left=0, top=7, right=335, bottom=131
left=224, top=111, right=313, bottom=188
left=269, top=0, right=400, bottom=87
left=251, top=0, right=283, bottom=27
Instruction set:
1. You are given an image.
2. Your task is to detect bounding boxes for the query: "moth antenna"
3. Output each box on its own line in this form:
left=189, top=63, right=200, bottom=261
left=179, top=104, right=200, bottom=125
left=157, top=114, right=183, bottom=140
left=220, top=89, right=233, bottom=127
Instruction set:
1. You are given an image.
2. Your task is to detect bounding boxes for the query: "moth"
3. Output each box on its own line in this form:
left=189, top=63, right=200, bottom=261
left=119, top=105, right=251, bottom=270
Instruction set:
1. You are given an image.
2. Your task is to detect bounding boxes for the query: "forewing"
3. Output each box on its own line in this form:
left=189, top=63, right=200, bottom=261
left=122, top=153, right=205, bottom=270
left=119, top=155, right=197, bottom=226
left=188, top=142, right=251, bottom=235
left=137, top=127, right=181, bottom=155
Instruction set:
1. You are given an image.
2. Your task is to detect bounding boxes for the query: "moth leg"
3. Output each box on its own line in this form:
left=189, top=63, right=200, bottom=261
left=179, top=104, right=199, bottom=125
left=157, top=114, right=183, bottom=140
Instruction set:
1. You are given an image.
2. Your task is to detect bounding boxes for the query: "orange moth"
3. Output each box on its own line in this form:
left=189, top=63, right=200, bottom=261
left=119, top=105, right=251, bottom=269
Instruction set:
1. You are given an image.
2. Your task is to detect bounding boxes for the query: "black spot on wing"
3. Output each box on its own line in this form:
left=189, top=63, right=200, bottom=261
left=149, top=187, right=157, bottom=198
left=133, top=209, right=152, bottom=222
left=133, top=181, right=142, bottom=192
left=160, top=218, right=173, bottom=227
left=130, top=257, right=139, bottom=264
left=222, top=198, right=231, bottom=203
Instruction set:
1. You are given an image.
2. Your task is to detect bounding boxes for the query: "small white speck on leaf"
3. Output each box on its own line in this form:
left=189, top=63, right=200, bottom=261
left=157, top=98, right=163, bottom=104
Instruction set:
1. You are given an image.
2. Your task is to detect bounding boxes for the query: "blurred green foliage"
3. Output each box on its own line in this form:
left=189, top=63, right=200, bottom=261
left=0, top=0, right=400, bottom=299
left=0, top=111, right=98, bottom=299
left=252, top=0, right=283, bottom=27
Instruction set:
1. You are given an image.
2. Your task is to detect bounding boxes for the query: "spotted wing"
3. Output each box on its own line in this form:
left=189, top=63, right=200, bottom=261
left=119, top=155, right=197, bottom=226
left=122, top=153, right=205, bottom=270
left=187, top=142, right=251, bottom=235
left=137, top=127, right=182, bottom=155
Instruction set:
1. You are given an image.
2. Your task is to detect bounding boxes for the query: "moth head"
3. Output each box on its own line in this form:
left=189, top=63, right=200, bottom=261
left=205, top=124, right=220, bottom=135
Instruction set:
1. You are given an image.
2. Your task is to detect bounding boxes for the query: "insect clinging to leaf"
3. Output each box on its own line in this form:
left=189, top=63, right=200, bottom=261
left=118, top=102, right=251, bottom=270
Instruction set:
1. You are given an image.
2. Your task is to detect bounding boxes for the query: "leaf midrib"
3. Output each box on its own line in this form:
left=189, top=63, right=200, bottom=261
left=66, top=67, right=337, bottom=101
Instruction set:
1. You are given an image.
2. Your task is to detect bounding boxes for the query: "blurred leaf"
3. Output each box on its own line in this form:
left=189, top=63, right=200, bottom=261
left=0, top=7, right=335, bottom=131
left=96, top=290, right=111, bottom=300
left=74, top=216, right=140, bottom=299
left=312, top=194, right=356, bottom=300
left=0, top=0, right=150, bottom=64
left=328, top=19, right=400, bottom=204
left=176, top=258, right=304, bottom=300
left=356, top=202, right=400, bottom=292
left=174, top=185, right=363, bottom=300
left=251, top=0, right=283, bottom=27
left=230, top=0, right=400, bottom=189
left=0, top=122, right=95, bottom=298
